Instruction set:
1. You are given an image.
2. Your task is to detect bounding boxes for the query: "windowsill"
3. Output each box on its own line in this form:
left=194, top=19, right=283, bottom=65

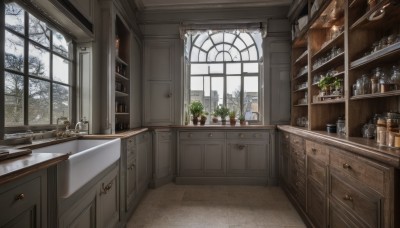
left=169, top=124, right=276, bottom=130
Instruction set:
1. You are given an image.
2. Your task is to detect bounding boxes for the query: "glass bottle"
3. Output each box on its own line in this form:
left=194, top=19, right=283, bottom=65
left=362, top=74, right=371, bottom=94
left=390, top=65, right=400, bottom=90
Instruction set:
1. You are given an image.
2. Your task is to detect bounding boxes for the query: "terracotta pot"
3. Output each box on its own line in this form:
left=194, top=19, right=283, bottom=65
left=200, top=117, right=207, bottom=125
left=221, top=119, right=227, bottom=125
left=212, top=117, right=218, bottom=123
left=230, top=119, right=236, bottom=126
left=193, top=117, right=199, bottom=125
left=240, top=120, right=245, bottom=125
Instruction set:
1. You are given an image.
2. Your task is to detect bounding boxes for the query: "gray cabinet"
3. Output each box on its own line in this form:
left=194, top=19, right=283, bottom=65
left=0, top=170, right=47, bottom=228
left=137, top=132, right=152, bottom=193
left=152, top=129, right=174, bottom=187
left=227, top=132, right=270, bottom=177
left=143, top=39, right=180, bottom=126
left=59, top=163, right=119, bottom=228
left=177, top=130, right=272, bottom=185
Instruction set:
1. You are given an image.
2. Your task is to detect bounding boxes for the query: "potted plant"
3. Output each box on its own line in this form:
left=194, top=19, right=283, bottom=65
left=212, top=110, right=219, bottom=123
left=200, top=112, right=208, bottom=125
left=217, top=105, right=230, bottom=125
left=229, top=110, right=237, bottom=126
left=318, top=74, right=335, bottom=96
left=239, top=114, right=245, bottom=125
left=189, top=101, right=204, bottom=125
left=333, top=78, right=343, bottom=95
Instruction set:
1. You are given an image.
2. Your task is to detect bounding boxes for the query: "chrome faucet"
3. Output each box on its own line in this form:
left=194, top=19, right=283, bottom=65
left=75, top=117, right=90, bottom=134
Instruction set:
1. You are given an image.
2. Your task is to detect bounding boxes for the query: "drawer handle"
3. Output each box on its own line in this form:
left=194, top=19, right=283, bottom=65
left=128, top=164, right=135, bottom=170
left=238, top=144, right=246, bottom=150
left=311, top=148, right=317, bottom=153
left=101, top=182, right=113, bottom=195
left=343, top=194, right=353, bottom=202
left=209, top=133, right=213, bottom=137
left=15, top=193, right=25, bottom=201
left=342, top=163, right=352, bottom=169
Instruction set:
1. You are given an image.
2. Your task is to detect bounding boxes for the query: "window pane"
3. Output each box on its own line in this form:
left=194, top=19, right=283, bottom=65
left=191, top=46, right=200, bottom=62
left=29, top=14, right=51, bottom=47
left=209, top=64, right=223, bottom=74
left=5, top=31, right=24, bottom=72
left=190, top=76, right=204, bottom=103
left=191, top=64, right=208, bottom=74
left=227, top=63, right=241, bottom=74
left=5, top=3, right=25, bottom=34
left=211, top=77, right=224, bottom=107
left=29, top=78, right=50, bottom=125
left=227, top=76, right=241, bottom=114
left=5, top=72, right=24, bottom=126
left=244, top=77, right=259, bottom=121
left=194, top=33, right=208, bottom=47
left=29, top=43, right=50, bottom=78
left=249, top=46, right=258, bottom=60
left=234, top=38, right=246, bottom=51
left=53, top=55, right=69, bottom=83
left=224, top=33, right=236, bottom=44
left=53, top=84, right=70, bottom=123
left=216, top=53, right=224, bottom=62
left=208, top=47, right=218, bottom=62
left=241, top=50, right=249, bottom=61
left=199, top=51, right=207, bottom=62
left=53, top=30, right=70, bottom=58
left=211, top=33, right=223, bottom=44
left=243, top=63, right=259, bottom=73
left=202, top=39, right=213, bottom=51
left=239, top=33, right=254, bottom=46
left=215, top=44, right=224, bottom=52
left=203, top=76, right=211, bottom=115
left=229, top=47, right=241, bottom=61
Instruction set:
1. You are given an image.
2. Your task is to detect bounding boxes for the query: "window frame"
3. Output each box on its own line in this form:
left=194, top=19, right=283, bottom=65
left=187, top=31, right=263, bottom=123
left=3, top=1, right=76, bottom=133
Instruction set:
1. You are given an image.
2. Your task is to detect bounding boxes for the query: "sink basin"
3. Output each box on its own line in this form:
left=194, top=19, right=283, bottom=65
left=32, top=138, right=121, bottom=198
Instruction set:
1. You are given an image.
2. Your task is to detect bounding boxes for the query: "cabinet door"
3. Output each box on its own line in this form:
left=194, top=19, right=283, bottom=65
left=247, top=143, right=268, bottom=174
left=98, top=166, right=119, bottom=228
left=227, top=143, right=247, bottom=174
left=307, top=181, right=326, bottom=228
left=0, top=176, right=43, bottom=228
left=204, top=143, right=226, bottom=176
left=126, top=157, right=136, bottom=211
left=280, top=148, right=290, bottom=185
left=155, top=134, right=172, bottom=179
left=180, top=142, right=203, bottom=176
left=137, top=138, right=148, bottom=193
left=145, top=81, right=174, bottom=125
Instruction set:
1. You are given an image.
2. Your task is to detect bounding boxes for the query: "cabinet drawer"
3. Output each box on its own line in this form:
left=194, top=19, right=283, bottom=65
left=227, top=132, right=268, bottom=140
left=330, top=201, right=363, bottom=228
left=159, top=132, right=172, bottom=141
left=329, top=147, right=386, bottom=194
left=291, top=148, right=305, bottom=160
left=180, top=131, right=225, bottom=140
left=307, top=157, right=327, bottom=189
left=290, top=134, right=304, bottom=149
left=330, top=173, right=380, bottom=228
left=306, top=140, right=328, bottom=164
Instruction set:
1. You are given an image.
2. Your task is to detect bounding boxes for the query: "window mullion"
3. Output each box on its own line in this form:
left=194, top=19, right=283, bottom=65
left=223, top=63, right=226, bottom=107
left=50, top=30, right=53, bottom=124
left=23, top=11, right=29, bottom=126
left=240, top=63, right=244, bottom=115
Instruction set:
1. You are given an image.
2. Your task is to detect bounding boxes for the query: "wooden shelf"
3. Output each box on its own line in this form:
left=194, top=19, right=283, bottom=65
left=295, top=50, right=308, bottom=65
left=350, top=0, right=390, bottom=30
left=294, top=104, right=308, bottom=107
left=350, top=42, right=400, bottom=70
left=115, top=91, right=129, bottom=97
left=293, top=69, right=308, bottom=80
left=115, top=72, right=129, bottom=81
left=350, top=90, right=400, bottom=100
left=312, top=52, right=344, bottom=73
left=310, top=0, right=345, bottom=29
left=312, top=98, right=345, bottom=104
left=115, top=112, right=130, bottom=115
left=116, top=56, right=128, bottom=66
left=312, top=32, right=344, bottom=60
left=294, top=87, right=308, bottom=92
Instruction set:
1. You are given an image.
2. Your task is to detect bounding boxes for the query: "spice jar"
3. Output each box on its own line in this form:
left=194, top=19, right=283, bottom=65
left=394, top=133, right=400, bottom=148
left=377, top=129, right=386, bottom=145
left=390, top=65, right=400, bottom=90
left=371, top=78, right=379, bottom=93
left=326, top=124, right=337, bottom=133
left=387, top=130, right=396, bottom=147
left=387, top=118, right=398, bottom=128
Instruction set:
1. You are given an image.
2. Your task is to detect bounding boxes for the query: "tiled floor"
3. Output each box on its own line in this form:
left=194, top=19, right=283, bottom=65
left=126, top=184, right=306, bottom=228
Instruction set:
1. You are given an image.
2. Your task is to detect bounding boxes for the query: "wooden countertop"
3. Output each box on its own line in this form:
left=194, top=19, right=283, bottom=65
left=170, top=125, right=276, bottom=130
left=278, top=125, right=400, bottom=168
left=0, top=152, right=68, bottom=185
left=82, top=128, right=149, bottom=139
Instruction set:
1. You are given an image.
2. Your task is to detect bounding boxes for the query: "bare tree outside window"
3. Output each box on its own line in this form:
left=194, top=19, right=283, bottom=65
left=4, top=2, right=72, bottom=127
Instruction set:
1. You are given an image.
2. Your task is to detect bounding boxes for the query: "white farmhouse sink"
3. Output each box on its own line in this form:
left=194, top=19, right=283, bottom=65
left=32, top=138, right=121, bottom=198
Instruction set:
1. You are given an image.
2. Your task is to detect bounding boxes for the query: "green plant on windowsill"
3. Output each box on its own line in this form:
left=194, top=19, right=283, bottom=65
left=216, top=105, right=230, bottom=125
left=229, top=110, right=237, bottom=125
left=212, top=110, right=219, bottom=123
left=189, top=101, right=204, bottom=125
left=200, top=112, right=208, bottom=125
left=239, top=114, right=246, bottom=125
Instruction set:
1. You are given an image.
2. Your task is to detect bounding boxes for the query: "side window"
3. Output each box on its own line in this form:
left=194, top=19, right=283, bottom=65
left=4, top=2, right=73, bottom=127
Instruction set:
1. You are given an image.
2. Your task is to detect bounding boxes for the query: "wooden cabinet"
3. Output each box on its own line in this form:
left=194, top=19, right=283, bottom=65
left=137, top=132, right=152, bottom=193
left=59, top=163, right=120, bottom=228
left=177, top=130, right=272, bottom=185
left=278, top=129, right=397, bottom=228
left=179, top=131, right=226, bottom=177
left=0, top=170, right=47, bottom=228
left=279, top=131, right=290, bottom=185
left=144, top=40, right=178, bottom=126
left=152, top=129, right=173, bottom=187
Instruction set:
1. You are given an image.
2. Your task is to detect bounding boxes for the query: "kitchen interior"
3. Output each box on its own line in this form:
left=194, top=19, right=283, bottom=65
left=0, top=0, right=400, bottom=227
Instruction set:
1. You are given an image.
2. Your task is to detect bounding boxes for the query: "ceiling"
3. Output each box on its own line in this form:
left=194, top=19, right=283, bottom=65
left=134, top=0, right=292, bottom=11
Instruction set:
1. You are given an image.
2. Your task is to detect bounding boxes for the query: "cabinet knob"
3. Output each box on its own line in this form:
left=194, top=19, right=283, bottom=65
left=208, top=133, right=213, bottom=137
left=343, top=194, right=353, bottom=201
left=342, top=163, right=352, bottom=169
left=101, top=182, right=113, bottom=194
left=311, top=148, right=317, bottom=153
left=238, top=144, right=245, bottom=150
left=128, top=164, right=135, bottom=170
left=166, top=93, right=172, bottom=98
left=188, top=133, right=193, bottom=138
left=15, top=193, right=25, bottom=201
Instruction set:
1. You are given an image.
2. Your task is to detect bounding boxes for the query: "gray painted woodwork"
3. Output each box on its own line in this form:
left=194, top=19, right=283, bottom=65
left=0, top=170, right=47, bottom=228
left=152, top=129, right=174, bottom=187
left=98, top=166, right=119, bottom=228
left=69, top=0, right=94, bottom=23
left=137, top=132, right=152, bottom=193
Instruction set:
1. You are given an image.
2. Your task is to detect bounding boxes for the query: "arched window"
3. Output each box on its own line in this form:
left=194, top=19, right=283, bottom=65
left=186, top=30, right=263, bottom=122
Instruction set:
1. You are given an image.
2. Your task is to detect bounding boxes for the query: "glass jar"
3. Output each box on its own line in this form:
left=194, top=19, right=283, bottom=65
left=379, top=71, right=390, bottom=93
left=336, top=117, right=345, bottom=135
left=390, top=65, right=400, bottom=90
left=356, top=78, right=363, bottom=95
left=362, top=74, right=371, bottom=94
